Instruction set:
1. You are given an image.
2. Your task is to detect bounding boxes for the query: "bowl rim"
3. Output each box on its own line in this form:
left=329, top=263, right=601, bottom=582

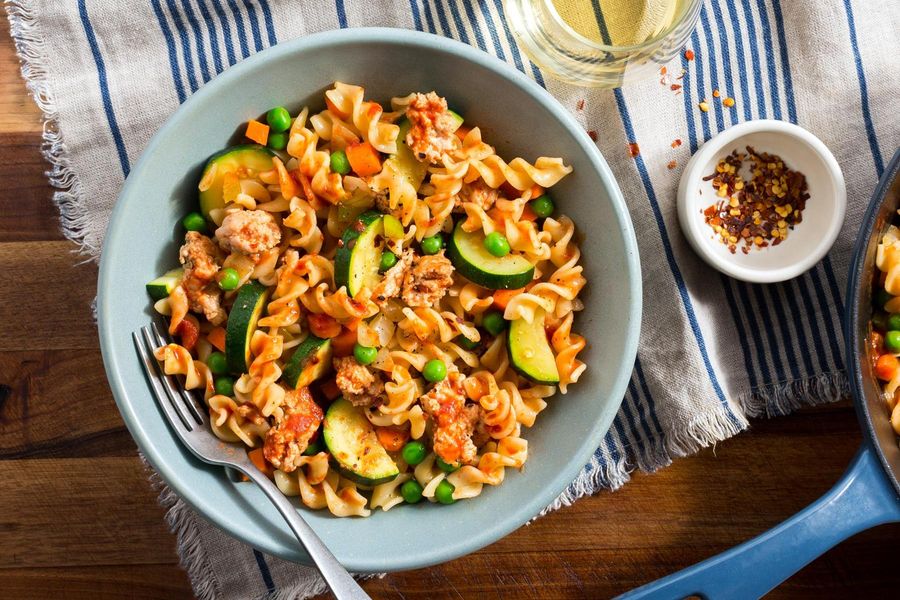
left=676, top=119, right=846, bottom=284
left=97, top=27, right=642, bottom=571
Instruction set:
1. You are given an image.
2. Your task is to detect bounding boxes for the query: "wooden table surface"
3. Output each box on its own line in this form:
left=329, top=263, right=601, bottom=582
left=1, top=20, right=898, bottom=600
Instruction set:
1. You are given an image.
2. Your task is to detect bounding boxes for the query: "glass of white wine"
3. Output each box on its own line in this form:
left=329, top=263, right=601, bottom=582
left=504, top=0, right=702, bottom=88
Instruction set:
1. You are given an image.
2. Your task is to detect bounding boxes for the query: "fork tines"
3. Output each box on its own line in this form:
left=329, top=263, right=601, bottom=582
left=133, top=323, right=207, bottom=433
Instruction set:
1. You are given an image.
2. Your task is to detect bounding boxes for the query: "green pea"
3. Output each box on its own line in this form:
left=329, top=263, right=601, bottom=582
left=182, top=212, right=207, bottom=232
left=482, top=311, right=507, bottom=336
left=436, top=457, right=459, bottom=473
left=267, top=132, right=287, bottom=151
left=266, top=106, right=291, bottom=133
left=873, top=311, right=889, bottom=331
left=401, top=480, right=424, bottom=504
left=214, top=376, right=235, bottom=397
left=887, top=314, right=900, bottom=332
left=303, top=436, right=323, bottom=456
left=420, top=234, right=444, bottom=255
left=353, top=343, right=378, bottom=366
left=435, top=479, right=456, bottom=505
left=401, top=441, right=427, bottom=466
left=886, top=331, right=900, bottom=353
left=380, top=250, right=398, bottom=272
left=330, top=149, right=351, bottom=175
left=454, top=334, right=479, bottom=350
left=530, top=194, right=555, bottom=218
left=218, top=268, right=241, bottom=291
left=875, top=289, right=894, bottom=309
left=206, top=351, right=228, bottom=375
left=483, top=232, right=510, bottom=257
left=423, top=359, right=447, bottom=383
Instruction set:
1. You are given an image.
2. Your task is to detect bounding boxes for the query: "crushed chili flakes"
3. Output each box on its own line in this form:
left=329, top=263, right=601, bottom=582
left=628, top=142, right=640, bottom=158
left=684, top=49, right=695, bottom=61
left=667, top=160, right=678, bottom=170
left=701, top=146, right=810, bottom=254
left=660, top=66, right=667, bottom=76
left=576, top=99, right=585, bottom=111
left=587, top=130, right=598, bottom=141
left=712, top=89, right=721, bottom=98
left=671, top=83, right=682, bottom=91
left=672, top=138, right=683, bottom=148
left=723, top=97, right=736, bottom=107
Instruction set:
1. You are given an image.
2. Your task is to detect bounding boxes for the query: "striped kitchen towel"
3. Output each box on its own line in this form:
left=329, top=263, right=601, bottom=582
left=7, top=0, right=898, bottom=597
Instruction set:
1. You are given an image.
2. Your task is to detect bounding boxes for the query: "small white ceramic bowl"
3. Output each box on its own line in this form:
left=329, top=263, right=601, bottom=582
left=677, top=120, right=846, bottom=283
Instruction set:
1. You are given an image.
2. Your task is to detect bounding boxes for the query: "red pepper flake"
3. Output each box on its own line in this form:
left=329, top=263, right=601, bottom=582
left=671, top=138, right=683, bottom=148
left=712, top=89, right=721, bottom=98
left=628, top=142, right=640, bottom=158
left=684, top=49, right=695, bottom=61
left=660, top=66, right=667, bottom=76
left=671, top=84, right=682, bottom=91
left=576, top=99, right=585, bottom=111
left=667, top=160, right=678, bottom=170
left=587, top=130, right=598, bottom=141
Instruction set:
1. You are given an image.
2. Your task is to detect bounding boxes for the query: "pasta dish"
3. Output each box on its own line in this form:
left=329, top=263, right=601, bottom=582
left=149, top=82, right=587, bottom=516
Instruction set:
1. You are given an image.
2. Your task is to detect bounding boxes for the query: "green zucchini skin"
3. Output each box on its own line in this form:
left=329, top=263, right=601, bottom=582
left=282, top=335, right=333, bottom=389
left=146, top=268, right=183, bottom=301
left=198, top=145, right=275, bottom=219
left=225, top=281, right=270, bottom=374
left=447, top=222, right=535, bottom=290
left=323, top=398, right=400, bottom=485
left=508, top=310, right=560, bottom=385
left=391, top=119, right=428, bottom=189
left=334, top=210, right=384, bottom=297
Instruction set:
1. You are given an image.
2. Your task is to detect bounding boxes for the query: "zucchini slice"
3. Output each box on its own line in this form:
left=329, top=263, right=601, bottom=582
left=282, top=335, right=333, bottom=389
left=448, top=222, right=535, bottom=290
left=225, top=282, right=270, bottom=374
left=508, top=309, right=560, bottom=385
left=198, top=145, right=275, bottom=219
left=323, top=398, right=400, bottom=485
left=334, top=210, right=384, bottom=298
left=146, top=268, right=183, bottom=301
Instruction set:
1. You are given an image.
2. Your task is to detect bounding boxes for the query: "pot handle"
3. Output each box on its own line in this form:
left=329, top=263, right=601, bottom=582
left=617, top=445, right=900, bottom=600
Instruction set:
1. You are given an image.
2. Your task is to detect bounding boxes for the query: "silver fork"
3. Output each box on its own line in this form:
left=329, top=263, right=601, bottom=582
left=133, top=323, right=370, bottom=600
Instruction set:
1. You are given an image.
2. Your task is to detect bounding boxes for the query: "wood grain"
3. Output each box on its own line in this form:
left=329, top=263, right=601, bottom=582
left=1, top=13, right=898, bottom=600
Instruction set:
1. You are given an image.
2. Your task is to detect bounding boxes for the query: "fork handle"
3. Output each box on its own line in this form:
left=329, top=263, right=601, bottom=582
left=240, top=466, right=371, bottom=600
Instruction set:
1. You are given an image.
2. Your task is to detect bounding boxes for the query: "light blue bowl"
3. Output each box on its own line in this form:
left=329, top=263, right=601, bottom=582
left=98, top=28, right=641, bottom=573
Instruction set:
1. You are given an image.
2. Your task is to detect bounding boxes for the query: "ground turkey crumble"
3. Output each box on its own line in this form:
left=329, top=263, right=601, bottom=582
left=334, top=356, right=384, bottom=407
left=372, top=249, right=414, bottom=306
left=401, top=251, right=454, bottom=308
left=405, top=92, right=459, bottom=164
left=420, top=372, right=480, bottom=465
left=263, top=387, right=323, bottom=473
left=178, top=231, right=227, bottom=325
left=456, top=180, right=499, bottom=212
left=215, top=209, right=281, bottom=256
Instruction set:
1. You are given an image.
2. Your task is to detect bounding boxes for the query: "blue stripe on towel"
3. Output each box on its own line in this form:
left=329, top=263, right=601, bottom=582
left=252, top=549, right=276, bottom=593
left=258, top=0, right=277, bottom=46
left=613, top=88, right=738, bottom=424
left=455, top=0, right=487, bottom=52
left=77, top=0, right=130, bottom=176
left=207, top=0, right=238, bottom=66
left=335, top=0, right=348, bottom=28
left=196, top=0, right=225, bottom=75
left=164, top=0, right=200, bottom=92
left=720, top=277, right=760, bottom=390
left=151, top=0, right=187, bottom=103
left=240, top=0, right=265, bottom=52
left=841, top=0, right=884, bottom=176
left=179, top=0, right=212, bottom=83
left=485, top=0, right=545, bottom=86
left=225, top=0, right=252, bottom=58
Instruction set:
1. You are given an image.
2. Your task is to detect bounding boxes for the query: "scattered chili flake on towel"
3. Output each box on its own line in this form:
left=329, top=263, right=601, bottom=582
left=587, top=130, right=598, bottom=141
left=702, top=147, right=810, bottom=254
left=628, top=142, right=640, bottom=158
left=667, top=160, right=678, bottom=170
left=684, top=49, right=695, bottom=61
left=672, top=138, right=683, bottom=148
left=723, top=97, right=736, bottom=108
left=576, top=99, right=585, bottom=110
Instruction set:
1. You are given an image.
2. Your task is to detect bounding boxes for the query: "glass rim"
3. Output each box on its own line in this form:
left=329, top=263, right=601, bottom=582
left=542, top=0, right=703, bottom=54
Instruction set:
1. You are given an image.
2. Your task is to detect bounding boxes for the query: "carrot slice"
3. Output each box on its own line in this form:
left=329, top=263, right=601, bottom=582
left=207, top=327, right=226, bottom=352
left=345, top=142, right=383, bottom=177
left=308, top=313, right=342, bottom=339
left=376, top=426, right=409, bottom=452
left=248, top=448, right=274, bottom=477
left=272, top=156, right=298, bottom=200
left=245, top=119, right=269, bottom=146
left=330, top=326, right=358, bottom=358
left=876, top=354, right=898, bottom=381
left=492, top=281, right=535, bottom=310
